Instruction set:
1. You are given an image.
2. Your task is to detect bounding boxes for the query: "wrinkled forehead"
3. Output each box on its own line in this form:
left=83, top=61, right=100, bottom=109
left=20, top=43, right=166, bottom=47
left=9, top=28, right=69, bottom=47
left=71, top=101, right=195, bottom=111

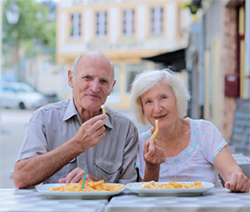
left=75, top=54, right=114, bottom=79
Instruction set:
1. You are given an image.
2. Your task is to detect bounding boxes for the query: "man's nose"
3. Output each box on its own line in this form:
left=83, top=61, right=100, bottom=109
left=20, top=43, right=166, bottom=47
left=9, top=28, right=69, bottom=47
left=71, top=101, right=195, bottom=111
left=90, top=79, right=100, bottom=92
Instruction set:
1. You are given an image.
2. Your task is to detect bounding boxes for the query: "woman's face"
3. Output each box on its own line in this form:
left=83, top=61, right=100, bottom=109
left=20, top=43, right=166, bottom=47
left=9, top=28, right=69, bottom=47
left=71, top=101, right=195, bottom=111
left=141, top=81, right=178, bottom=128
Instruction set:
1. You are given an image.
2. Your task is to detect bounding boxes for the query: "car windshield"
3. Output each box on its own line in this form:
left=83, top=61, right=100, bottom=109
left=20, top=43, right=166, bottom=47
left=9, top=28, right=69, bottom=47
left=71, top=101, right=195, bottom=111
left=16, top=84, right=35, bottom=93
left=17, top=87, right=33, bottom=93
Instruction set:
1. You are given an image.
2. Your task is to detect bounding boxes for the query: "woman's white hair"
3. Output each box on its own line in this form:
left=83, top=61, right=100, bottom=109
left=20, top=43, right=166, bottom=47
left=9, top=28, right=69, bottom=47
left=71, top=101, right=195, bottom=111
left=130, top=69, right=190, bottom=126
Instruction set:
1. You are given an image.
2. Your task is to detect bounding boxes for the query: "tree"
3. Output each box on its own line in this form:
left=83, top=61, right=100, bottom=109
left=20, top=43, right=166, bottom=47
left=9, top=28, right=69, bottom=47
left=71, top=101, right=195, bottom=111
left=2, top=0, right=56, bottom=82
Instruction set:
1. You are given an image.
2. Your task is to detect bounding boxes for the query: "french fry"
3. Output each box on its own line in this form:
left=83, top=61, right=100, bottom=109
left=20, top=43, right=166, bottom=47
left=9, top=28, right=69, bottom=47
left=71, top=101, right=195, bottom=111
left=101, top=105, right=106, bottom=114
left=140, top=181, right=204, bottom=189
left=148, top=120, right=159, bottom=142
left=50, top=180, right=124, bottom=192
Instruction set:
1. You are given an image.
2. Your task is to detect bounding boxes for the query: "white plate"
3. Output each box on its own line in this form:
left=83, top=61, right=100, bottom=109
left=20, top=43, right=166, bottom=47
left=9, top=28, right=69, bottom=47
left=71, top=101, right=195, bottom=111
left=126, top=182, right=214, bottom=196
left=36, top=183, right=125, bottom=199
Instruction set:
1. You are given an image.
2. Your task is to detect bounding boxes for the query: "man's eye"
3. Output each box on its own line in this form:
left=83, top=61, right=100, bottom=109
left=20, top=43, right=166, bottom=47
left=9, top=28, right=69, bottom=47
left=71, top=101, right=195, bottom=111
left=100, top=79, right=108, bottom=84
left=162, top=95, right=167, bottom=99
left=145, top=100, right=151, bottom=104
left=83, top=76, right=91, bottom=80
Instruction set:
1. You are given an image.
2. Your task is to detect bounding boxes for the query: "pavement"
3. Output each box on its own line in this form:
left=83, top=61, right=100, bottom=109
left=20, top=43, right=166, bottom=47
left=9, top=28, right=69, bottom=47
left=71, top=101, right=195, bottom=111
left=0, top=108, right=34, bottom=188
left=0, top=107, right=148, bottom=188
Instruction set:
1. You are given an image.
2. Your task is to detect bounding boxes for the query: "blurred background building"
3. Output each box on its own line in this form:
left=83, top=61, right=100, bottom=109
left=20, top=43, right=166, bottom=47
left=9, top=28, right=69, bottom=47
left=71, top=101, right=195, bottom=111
left=1, top=0, right=249, bottom=153
left=56, top=0, right=192, bottom=109
left=186, top=0, right=249, bottom=153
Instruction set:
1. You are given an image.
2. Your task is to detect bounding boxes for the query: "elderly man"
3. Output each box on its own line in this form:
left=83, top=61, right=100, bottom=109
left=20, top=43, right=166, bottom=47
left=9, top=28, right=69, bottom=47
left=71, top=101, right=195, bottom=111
left=14, top=52, right=138, bottom=188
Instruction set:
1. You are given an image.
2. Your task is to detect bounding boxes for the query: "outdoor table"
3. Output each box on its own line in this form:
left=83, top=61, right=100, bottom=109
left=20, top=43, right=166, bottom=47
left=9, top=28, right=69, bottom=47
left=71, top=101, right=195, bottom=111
left=0, top=187, right=249, bottom=212
left=105, top=188, right=250, bottom=212
left=0, top=188, right=108, bottom=212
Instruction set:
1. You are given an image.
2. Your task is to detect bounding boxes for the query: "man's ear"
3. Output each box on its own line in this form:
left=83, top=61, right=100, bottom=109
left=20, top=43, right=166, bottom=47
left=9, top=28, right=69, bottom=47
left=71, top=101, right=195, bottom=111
left=68, top=70, right=74, bottom=88
left=108, top=80, right=116, bottom=95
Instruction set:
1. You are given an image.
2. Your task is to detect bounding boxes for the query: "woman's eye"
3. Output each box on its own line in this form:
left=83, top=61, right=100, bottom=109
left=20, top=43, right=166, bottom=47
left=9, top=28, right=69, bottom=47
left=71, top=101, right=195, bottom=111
left=145, top=100, right=151, bottom=104
left=162, top=96, right=167, bottom=99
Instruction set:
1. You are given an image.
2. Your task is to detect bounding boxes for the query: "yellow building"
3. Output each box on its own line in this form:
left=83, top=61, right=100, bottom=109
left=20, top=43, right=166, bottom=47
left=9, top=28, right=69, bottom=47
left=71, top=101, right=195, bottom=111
left=56, top=0, right=191, bottom=109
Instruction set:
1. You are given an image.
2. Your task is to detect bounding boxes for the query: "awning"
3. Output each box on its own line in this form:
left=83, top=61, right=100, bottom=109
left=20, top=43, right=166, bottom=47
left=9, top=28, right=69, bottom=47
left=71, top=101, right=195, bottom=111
left=141, top=48, right=186, bottom=72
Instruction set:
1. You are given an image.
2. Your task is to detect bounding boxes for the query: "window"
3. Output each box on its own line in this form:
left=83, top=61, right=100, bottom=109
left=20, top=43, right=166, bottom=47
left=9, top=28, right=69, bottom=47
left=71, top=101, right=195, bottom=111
left=125, top=63, right=147, bottom=93
left=69, top=13, right=81, bottom=39
left=122, top=9, right=135, bottom=37
left=106, top=64, right=120, bottom=104
left=150, top=7, right=164, bottom=35
left=95, top=11, right=107, bottom=38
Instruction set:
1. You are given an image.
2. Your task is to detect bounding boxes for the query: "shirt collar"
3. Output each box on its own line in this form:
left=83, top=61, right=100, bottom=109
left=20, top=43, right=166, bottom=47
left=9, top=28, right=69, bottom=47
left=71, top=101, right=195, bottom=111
left=62, top=97, right=79, bottom=121
left=63, top=97, right=113, bottom=130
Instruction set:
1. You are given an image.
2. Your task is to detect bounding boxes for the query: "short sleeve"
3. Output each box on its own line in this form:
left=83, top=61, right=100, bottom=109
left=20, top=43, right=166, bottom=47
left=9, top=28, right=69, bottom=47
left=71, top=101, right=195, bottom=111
left=199, top=120, right=228, bottom=164
left=16, top=110, right=48, bottom=162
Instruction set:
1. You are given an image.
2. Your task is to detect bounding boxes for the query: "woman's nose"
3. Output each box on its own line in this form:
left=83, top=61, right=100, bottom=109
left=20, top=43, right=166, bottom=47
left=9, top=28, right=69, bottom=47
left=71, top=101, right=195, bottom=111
left=154, top=102, right=162, bottom=113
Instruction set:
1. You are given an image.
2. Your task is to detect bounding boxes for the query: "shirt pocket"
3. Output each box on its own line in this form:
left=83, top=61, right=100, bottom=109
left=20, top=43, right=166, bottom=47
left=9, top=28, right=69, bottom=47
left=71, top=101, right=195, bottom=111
left=94, top=157, right=122, bottom=183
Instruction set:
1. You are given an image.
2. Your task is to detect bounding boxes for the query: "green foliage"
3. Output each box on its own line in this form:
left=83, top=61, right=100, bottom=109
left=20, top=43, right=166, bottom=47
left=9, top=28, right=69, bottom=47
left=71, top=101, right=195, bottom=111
left=3, top=0, right=56, bottom=60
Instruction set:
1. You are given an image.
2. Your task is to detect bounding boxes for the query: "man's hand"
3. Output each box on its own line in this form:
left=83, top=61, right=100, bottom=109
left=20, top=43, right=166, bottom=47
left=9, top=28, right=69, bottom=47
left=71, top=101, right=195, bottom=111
left=74, top=114, right=107, bottom=151
left=59, top=167, right=103, bottom=183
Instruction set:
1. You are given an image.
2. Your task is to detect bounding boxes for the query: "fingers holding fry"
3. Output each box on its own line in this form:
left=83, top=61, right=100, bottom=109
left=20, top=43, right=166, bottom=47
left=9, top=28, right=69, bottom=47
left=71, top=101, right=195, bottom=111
left=101, top=105, right=106, bottom=114
left=149, top=120, right=159, bottom=142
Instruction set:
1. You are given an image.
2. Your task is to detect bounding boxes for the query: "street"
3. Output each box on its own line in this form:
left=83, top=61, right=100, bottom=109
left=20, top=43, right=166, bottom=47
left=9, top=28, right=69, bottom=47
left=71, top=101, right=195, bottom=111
left=0, top=108, right=34, bottom=188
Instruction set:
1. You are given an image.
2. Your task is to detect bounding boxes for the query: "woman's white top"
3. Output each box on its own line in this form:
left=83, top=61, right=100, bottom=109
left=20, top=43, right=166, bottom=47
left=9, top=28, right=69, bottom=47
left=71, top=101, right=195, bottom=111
left=136, top=118, right=228, bottom=187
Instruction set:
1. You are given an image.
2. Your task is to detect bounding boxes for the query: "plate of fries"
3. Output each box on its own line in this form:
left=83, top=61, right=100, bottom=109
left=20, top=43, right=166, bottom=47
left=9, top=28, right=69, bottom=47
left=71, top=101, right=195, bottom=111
left=126, top=181, right=214, bottom=196
left=36, top=180, right=125, bottom=198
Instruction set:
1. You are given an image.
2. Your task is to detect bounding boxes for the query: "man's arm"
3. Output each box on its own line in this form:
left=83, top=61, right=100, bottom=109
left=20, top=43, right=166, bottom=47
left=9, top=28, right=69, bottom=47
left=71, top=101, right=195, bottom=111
left=14, top=114, right=107, bottom=189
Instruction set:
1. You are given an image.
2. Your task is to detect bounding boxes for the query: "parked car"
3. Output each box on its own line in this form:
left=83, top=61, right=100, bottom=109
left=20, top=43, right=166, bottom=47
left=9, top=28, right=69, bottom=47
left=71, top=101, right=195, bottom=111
left=0, top=82, right=48, bottom=110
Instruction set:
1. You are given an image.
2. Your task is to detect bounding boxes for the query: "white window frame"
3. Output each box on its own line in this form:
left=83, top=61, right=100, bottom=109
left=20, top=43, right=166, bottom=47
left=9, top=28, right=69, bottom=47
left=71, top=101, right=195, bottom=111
left=122, top=9, right=135, bottom=37
left=150, top=7, right=164, bottom=35
left=69, top=13, right=81, bottom=39
left=106, top=64, right=120, bottom=104
left=125, top=62, right=147, bottom=94
left=95, top=11, right=107, bottom=38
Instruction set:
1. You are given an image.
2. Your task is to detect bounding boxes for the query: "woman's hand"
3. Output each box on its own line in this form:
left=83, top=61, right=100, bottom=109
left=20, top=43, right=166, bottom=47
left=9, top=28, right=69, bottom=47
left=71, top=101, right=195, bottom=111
left=214, top=147, right=250, bottom=192
left=59, top=167, right=103, bottom=183
left=143, top=139, right=165, bottom=166
left=142, top=139, right=165, bottom=182
left=224, top=172, right=250, bottom=192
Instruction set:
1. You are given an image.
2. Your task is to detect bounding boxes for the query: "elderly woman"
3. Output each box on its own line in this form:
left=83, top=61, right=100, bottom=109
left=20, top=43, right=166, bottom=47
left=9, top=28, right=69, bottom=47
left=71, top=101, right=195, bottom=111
left=130, top=69, right=250, bottom=192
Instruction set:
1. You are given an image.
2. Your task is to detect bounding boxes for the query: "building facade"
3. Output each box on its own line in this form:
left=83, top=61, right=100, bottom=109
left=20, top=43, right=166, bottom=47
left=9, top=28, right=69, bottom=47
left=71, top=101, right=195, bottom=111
left=56, top=0, right=191, bottom=109
left=186, top=0, right=250, bottom=151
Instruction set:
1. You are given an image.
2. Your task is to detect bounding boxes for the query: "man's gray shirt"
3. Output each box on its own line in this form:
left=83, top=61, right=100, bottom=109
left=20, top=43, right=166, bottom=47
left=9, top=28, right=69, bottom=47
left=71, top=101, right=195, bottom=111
left=16, top=98, right=139, bottom=184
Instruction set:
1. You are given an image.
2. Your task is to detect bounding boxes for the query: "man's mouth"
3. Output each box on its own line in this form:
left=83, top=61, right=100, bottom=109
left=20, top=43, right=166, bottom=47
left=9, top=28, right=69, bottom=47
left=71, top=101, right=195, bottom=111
left=86, top=94, right=100, bottom=99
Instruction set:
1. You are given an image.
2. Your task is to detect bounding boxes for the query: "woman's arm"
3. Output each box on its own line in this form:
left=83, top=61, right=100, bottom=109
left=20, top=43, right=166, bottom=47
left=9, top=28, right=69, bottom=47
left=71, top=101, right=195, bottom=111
left=214, top=146, right=250, bottom=192
left=142, top=140, right=165, bottom=182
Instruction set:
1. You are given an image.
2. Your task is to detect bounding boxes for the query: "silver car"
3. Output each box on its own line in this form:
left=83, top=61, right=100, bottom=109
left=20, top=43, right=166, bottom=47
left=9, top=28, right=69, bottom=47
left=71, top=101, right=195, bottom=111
left=0, top=82, right=47, bottom=109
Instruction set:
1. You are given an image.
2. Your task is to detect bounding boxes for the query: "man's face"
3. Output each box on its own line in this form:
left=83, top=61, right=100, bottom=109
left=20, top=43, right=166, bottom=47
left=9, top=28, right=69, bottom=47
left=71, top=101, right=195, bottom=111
left=68, top=54, right=116, bottom=113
